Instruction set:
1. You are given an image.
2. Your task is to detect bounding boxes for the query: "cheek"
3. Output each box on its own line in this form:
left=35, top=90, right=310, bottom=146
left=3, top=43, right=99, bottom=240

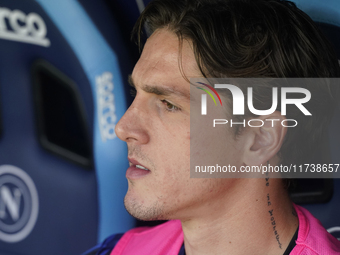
left=167, top=178, right=231, bottom=216
left=157, top=122, right=191, bottom=161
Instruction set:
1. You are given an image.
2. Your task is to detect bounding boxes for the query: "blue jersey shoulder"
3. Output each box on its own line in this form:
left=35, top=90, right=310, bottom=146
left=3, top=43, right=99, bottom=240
left=81, top=233, right=124, bottom=255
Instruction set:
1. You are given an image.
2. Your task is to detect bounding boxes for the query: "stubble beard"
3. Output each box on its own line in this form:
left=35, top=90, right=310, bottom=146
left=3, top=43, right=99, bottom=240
left=124, top=195, right=168, bottom=221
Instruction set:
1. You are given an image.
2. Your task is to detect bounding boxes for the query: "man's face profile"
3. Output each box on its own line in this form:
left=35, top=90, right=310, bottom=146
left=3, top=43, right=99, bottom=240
left=115, top=29, right=244, bottom=221
left=83, top=0, right=340, bottom=254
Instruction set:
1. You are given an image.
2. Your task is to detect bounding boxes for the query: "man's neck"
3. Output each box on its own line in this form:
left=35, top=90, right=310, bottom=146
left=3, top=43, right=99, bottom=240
left=180, top=178, right=299, bottom=255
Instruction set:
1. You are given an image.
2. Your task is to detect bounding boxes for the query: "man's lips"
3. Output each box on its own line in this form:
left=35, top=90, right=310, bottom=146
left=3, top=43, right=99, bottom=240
left=126, top=157, right=151, bottom=179
left=128, top=158, right=149, bottom=169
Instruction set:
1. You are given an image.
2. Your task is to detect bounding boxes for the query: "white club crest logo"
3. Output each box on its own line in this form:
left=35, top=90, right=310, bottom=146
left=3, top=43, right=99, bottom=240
left=0, top=165, right=39, bottom=243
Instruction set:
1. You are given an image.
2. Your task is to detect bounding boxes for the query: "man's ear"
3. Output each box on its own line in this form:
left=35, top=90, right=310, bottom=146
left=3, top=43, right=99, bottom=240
left=242, top=112, right=287, bottom=166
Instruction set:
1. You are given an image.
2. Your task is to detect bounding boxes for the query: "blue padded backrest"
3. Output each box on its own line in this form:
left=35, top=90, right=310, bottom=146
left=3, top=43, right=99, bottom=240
left=0, top=1, right=97, bottom=254
left=0, top=0, right=135, bottom=254
left=35, top=0, right=136, bottom=243
left=291, top=0, right=340, bottom=239
left=291, top=0, right=340, bottom=27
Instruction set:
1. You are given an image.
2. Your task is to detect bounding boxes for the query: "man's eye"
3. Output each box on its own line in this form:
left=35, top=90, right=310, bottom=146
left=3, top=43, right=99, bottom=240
left=161, top=99, right=180, bottom=112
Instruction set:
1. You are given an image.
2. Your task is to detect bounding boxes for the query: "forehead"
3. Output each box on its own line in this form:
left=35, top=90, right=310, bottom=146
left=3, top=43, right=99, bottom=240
left=132, top=29, right=201, bottom=87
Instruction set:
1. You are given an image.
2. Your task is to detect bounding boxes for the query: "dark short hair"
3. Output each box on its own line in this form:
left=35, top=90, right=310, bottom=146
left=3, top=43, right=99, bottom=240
left=133, top=0, right=340, bottom=166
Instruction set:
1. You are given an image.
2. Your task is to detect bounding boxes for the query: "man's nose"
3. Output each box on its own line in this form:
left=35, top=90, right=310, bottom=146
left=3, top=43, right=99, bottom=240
left=115, top=101, right=150, bottom=144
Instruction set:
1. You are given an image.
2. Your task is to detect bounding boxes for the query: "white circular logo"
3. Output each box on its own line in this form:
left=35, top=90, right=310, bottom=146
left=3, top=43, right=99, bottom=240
left=328, top=226, right=340, bottom=241
left=0, top=165, right=39, bottom=243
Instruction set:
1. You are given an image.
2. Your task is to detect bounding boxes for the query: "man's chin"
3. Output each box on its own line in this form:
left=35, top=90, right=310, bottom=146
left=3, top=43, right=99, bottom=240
left=124, top=196, right=168, bottom=221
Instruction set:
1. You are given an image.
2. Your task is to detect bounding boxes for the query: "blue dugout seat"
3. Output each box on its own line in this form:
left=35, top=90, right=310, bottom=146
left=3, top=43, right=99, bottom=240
left=0, top=0, right=135, bottom=254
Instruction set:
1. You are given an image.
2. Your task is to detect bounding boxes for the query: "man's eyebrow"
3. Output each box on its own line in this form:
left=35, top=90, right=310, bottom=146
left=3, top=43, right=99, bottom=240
left=128, top=75, right=190, bottom=100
